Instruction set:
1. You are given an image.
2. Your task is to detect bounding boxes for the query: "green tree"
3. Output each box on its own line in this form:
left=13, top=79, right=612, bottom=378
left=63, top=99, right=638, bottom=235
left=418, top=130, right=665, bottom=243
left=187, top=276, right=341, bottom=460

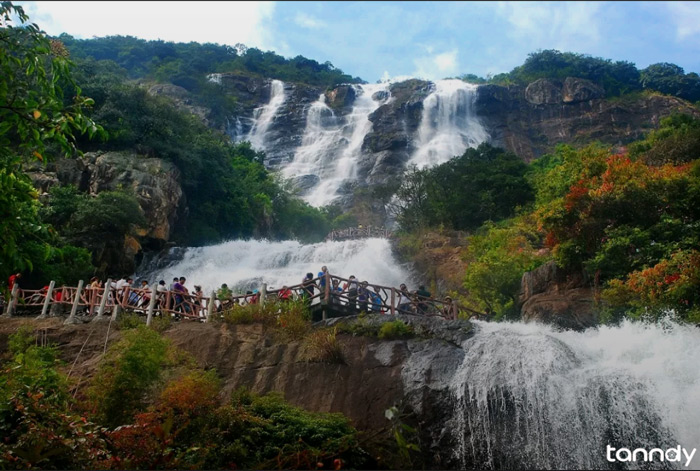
left=0, top=1, right=102, bottom=279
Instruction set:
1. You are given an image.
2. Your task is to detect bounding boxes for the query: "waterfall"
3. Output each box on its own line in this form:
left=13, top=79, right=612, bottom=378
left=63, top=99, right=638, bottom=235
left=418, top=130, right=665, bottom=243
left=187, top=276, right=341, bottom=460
left=449, top=320, right=700, bottom=470
left=282, top=83, right=392, bottom=207
left=136, top=237, right=413, bottom=295
left=409, top=79, right=488, bottom=169
left=247, top=79, right=286, bottom=151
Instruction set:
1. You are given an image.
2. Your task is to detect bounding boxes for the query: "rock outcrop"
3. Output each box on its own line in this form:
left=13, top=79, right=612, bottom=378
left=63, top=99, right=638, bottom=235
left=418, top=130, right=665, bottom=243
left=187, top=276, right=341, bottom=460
left=476, top=78, right=700, bottom=161
left=27, top=151, right=184, bottom=274
left=519, top=261, right=598, bottom=330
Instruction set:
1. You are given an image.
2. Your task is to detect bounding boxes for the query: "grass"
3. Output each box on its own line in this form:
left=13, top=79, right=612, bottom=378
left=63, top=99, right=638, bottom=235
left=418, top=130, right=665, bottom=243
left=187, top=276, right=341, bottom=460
left=301, top=327, right=345, bottom=364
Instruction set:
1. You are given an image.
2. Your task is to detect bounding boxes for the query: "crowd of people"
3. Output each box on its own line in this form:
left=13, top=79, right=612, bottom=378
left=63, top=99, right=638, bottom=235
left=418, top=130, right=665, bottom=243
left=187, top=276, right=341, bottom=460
left=2, top=267, right=457, bottom=320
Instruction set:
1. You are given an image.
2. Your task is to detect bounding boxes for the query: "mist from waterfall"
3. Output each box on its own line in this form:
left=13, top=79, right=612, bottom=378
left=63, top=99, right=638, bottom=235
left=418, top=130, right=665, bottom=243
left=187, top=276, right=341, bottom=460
left=450, top=319, right=700, bottom=470
left=137, top=237, right=413, bottom=295
left=247, top=79, right=286, bottom=151
left=409, top=79, right=488, bottom=169
left=282, top=83, right=392, bottom=207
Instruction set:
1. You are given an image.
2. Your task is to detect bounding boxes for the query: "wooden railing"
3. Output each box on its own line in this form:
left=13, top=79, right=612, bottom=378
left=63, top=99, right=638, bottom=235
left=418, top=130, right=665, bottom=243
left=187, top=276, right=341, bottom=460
left=325, top=226, right=393, bottom=241
left=1, top=273, right=483, bottom=325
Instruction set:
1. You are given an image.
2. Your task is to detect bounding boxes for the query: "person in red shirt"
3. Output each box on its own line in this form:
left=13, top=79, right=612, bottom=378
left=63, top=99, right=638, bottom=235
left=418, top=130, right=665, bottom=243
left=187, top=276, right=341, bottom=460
left=8, top=272, right=21, bottom=291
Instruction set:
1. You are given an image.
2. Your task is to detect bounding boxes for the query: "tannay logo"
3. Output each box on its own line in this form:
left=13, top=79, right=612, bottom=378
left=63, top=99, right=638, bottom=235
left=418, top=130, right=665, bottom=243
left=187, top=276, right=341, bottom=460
left=606, top=445, right=696, bottom=468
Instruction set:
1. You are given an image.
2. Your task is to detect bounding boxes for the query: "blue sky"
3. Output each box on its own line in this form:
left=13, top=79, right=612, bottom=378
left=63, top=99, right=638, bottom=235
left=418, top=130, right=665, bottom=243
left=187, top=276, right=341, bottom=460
left=18, top=1, right=700, bottom=82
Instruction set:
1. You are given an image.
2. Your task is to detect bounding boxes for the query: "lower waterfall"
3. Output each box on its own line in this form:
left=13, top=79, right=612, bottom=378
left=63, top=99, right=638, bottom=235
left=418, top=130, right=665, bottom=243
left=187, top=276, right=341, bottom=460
left=449, top=319, right=700, bottom=470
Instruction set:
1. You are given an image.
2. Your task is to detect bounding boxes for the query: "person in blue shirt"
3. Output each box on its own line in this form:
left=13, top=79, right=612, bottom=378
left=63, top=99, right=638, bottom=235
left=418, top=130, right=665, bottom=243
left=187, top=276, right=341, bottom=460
left=318, top=266, right=329, bottom=291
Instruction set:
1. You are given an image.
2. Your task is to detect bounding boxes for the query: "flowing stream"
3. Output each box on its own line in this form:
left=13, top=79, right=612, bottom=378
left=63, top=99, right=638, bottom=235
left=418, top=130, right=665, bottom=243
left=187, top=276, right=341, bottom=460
left=450, top=319, right=700, bottom=470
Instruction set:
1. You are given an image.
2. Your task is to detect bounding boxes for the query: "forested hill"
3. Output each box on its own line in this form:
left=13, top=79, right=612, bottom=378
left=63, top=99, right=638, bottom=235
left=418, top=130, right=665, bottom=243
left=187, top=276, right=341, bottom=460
left=58, top=35, right=364, bottom=127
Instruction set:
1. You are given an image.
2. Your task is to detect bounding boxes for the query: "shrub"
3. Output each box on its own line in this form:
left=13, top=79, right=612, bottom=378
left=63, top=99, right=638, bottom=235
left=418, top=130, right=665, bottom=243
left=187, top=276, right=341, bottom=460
left=302, top=327, right=345, bottom=364
left=378, top=321, right=414, bottom=340
left=88, top=326, right=172, bottom=428
left=117, top=311, right=144, bottom=330
left=0, top=327, right=110, bottom=469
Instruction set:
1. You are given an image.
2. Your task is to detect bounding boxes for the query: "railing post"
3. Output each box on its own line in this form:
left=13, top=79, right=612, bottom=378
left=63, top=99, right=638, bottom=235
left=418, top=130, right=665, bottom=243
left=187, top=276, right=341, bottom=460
left=390, top=288, right=396, bottom=316
left=324, top=273, right=330, bottom=303
left=37, top=281, right=55, bottom=319
left=4, top=283, right=20, bottom=317
left=111, top=284, right=121, bottom=323
left=260, top=283, right=267, bottom=305
left=145, top=288, right=158, bottom=326
left=207, top=291, right=216, bottom=321
left=64, top=280, right=84, bottom=325
left=93, top=279, right=111, bottom=322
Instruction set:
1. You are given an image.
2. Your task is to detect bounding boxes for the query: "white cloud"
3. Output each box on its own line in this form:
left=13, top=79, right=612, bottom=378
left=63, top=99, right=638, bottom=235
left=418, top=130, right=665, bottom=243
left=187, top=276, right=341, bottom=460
left=18, top=1, right=278, bottom=50
left=412, top=48, right=459, bottom=80
left=495, top=1, right=602, bottom=51
left=294, top=12, right=324, bottom=29
left=666, top=2, right=700, bottom=40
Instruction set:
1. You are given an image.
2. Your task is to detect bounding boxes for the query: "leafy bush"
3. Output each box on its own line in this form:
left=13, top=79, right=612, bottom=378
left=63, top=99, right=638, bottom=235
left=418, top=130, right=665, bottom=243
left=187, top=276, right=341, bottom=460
left=0, top=327, right=110, bottom=469
left=117, top=311, right=144, bottom=330
left=378, top=320, right=414, bottom=340
left=88, top=325, right=172, bottom=428
left=462, top=215, right=549, bottom=319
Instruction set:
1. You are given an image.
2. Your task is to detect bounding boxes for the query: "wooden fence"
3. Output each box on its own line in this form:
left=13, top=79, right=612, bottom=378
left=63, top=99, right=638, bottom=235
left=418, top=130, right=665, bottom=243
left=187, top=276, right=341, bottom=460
left=1, top=273, right=483, bottom=325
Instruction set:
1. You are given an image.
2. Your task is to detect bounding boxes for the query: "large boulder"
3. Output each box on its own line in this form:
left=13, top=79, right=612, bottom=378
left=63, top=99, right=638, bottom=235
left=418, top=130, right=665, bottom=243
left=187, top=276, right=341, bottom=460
left=519, top=261, right=598, bottom=330
left=524, top=78, right=563, bottom=105
left=562, top=77, right=605, bottom=103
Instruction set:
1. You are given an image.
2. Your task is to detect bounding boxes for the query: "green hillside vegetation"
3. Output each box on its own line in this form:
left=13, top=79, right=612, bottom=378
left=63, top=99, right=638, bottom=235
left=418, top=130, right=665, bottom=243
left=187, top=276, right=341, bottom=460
left=0, top=2, right=330, bottom=284
left=461, top=49, right=700, bottom=102
left=58, top=35, right=363, bottom=127
left=393, top=117, right=700, bottom=324
left=0, top=325, right=372, bottom=470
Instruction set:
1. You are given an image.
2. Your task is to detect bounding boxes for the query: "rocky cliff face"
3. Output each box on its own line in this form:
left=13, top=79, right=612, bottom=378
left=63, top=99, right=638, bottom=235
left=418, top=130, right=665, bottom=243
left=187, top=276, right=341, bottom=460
left=211, top=73, right=698, bottom=201
left=28, top=151, right=183, bottom=274
left=475, top=78, right=700, bottom=161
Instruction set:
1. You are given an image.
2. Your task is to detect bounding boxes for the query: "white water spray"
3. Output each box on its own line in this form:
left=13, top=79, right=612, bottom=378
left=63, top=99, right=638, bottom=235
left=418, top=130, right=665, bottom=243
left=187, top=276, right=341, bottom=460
left=282, top=83, right=392, bottom=207
left=409, top=79, right=488, bottom=169
left=139, top=238, right=412, bottom=295
left=450, top=319, right=700, bottom=469
left=247, top=79, right=286, bottom=151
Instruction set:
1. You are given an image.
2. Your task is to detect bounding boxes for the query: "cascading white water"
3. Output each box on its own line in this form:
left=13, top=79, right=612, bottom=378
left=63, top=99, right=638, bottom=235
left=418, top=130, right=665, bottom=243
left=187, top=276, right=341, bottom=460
left=409, top=79, right=488, bottom=169
left=138, top=238, right=412, bottom=295
left=450, top=319, right=700, bottom=470
left=247, top=79, right=286, bottom=151
left=282, top=83, right=392, bottom=207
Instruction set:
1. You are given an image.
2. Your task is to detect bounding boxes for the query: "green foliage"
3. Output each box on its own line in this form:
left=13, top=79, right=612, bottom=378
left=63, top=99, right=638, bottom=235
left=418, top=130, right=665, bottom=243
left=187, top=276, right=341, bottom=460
left=384, top=405, right=421, bottom=469
left=640, top=63, right=700, bottom=102
left=378, top=320, right=415, bottom=340
left=0, top=326, right=109, bottom=469
left=0, top=2, right=103, bottom=281
left=392, top=143, right=533, bottom=231
left=629, top=113, right=700, bottom=165
left=228, top=389, right=365, bottom=470
left=462, top=216, right=548, bottom=318
left=489, top=49, right=700, bottom=101
left=88, top=325, right=171, bottom=428
left=492, top=49, right=641, bottom=96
